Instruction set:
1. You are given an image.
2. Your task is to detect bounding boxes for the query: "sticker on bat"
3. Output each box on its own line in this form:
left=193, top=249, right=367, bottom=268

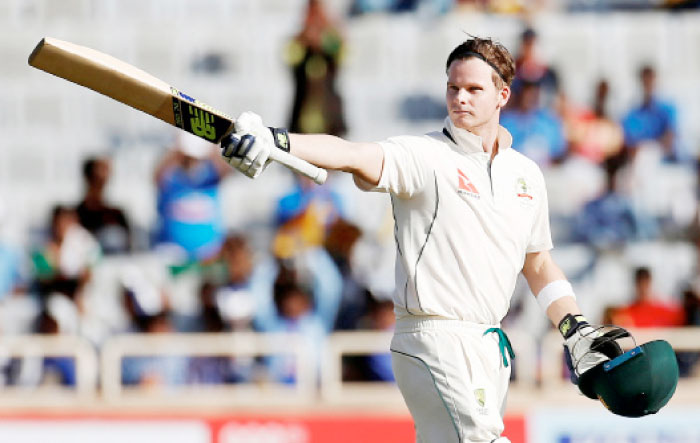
left=170, top=88, right=232, bottom=119
left=188, top=106, right=217, bottom=140
left=172, top=101, right=231, bottom=142
left=171, top=89, right=232, bottom=143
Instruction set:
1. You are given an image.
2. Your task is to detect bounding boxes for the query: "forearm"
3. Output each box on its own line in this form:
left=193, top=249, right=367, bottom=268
left=522, top=250, right=566, bottom=295
left=545, top=295, right=581, bottom=327
left=289, top=133, right=383, bottom=185
left=523, top=250, right=581, bottom=326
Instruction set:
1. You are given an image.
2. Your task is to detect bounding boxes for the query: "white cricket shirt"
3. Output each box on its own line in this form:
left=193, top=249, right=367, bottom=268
left=356, top=117, right=553, bottom=324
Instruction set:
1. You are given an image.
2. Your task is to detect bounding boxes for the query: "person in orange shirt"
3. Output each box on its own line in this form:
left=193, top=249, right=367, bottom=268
left=612, top=267, right=685, bottom=327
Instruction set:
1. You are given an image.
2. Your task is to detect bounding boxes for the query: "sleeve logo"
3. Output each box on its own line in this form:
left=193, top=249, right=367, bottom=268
left=516, top=177, right=533, bottom=200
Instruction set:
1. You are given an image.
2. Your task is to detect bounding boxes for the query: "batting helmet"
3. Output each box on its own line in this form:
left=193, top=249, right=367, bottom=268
left=577, top=339, right=679, bottom=417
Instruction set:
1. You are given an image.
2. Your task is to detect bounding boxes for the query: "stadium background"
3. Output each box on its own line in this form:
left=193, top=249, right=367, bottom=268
left=1, top=0, right=700, bottom=441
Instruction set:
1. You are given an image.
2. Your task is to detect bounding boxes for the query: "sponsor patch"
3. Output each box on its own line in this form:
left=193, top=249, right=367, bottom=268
left=457, top=169, right=480, bottom=199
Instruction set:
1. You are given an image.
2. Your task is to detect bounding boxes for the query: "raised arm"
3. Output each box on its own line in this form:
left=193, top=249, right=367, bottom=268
left=220, top=112, right=383, bottom=186
left=289, top=133, right=383, bottom=186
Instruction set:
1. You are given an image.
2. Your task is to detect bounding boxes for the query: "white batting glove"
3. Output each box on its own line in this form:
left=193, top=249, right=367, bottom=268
left=221, top=112, right=290, bottom=179
left=559, top=314, right=623, bottom=383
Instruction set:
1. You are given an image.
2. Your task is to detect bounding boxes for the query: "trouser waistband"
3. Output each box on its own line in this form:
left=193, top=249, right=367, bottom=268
left=395, top=316, right=499, bottom=333
left=394, top=316, right=514, bottom=368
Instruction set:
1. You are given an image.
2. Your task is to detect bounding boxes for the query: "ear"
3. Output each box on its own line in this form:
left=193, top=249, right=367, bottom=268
left=497, top=85, right=511, bottom=109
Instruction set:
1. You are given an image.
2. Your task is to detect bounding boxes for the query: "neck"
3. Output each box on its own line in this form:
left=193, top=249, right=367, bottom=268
left=85, top=189, right=103, bottom=204
left=469, top=119, right=500, bottom=157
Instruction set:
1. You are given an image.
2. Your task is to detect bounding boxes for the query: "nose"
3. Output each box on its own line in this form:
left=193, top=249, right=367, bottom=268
left=456, top=88, right=468, bottom=104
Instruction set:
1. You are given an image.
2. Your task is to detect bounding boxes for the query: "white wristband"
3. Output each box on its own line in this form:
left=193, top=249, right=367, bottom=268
left=536, top=280, right=576, bottom=312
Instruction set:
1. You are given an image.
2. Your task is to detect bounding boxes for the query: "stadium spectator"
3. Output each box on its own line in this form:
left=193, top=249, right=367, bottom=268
left=188, top=234, right=263, bottom=384
left=349, top=0, right=453, bottom=16
left=75, top=156, right=132, bottom=254
left=622, top=65, right=682, bottom=163
left=563, top=79, right=624, bottom=164
left=34, top=309, right=76, bottom=387
left=610, top=267, right=684, bottom=328
left=324, top=217, right=367, bottom=330
left=1, top=308, right=77, bottom=388
left=120, top=277, right=189, bottom=387
left=682, top=287, right=700, bottom=326
left=31, top=205, right=100, bottom=302
left=512, top=27, right=559, bottom=109
left=200, top=234, right=262, bottom=333
left=153, top=135, right=231, bottom=263
left=573, top=159, right=654, bottom=249
left=359, top=295, right=396, bottom=382
left=255, top=258, right=342, bottom=384
left=273, top=175, right=344, bottom=259
left=677, top=286, right=700, bottom=376
left=0, top=225, right=25, bottom=303
left=287, top=0, right=347, bottom=136
left=120, top=314, right=190, bottom=387
left=501, top=80, right=566, bottom=166
left=120, top=265, right=169, bottom=334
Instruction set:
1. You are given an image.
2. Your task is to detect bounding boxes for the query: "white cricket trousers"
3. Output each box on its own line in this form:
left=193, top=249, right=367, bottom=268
left=390, top=317, right=512, bottom=443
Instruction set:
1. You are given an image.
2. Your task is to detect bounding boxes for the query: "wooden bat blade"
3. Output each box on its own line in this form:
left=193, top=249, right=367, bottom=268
left=28, top=37, right=327, bottom=184
left=29, top=37, right=234, bottom=144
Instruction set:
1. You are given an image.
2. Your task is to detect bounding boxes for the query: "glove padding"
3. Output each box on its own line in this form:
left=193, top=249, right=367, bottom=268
left=560, top=314, right=626, bottom=385
left=221, top=112, right=290, bottom=179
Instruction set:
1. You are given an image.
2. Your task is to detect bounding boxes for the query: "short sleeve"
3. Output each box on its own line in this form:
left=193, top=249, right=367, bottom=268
left=526, top=170, right=554, bottom=253
left=353, top=135, right=431, bottom=198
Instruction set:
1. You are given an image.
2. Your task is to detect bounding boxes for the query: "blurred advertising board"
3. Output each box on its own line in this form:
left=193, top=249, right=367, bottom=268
left=528, top=408, right=700, bottom=443
left=0, top=413, right=525, bottom=443
left=0, top=419, right=211, bottom=443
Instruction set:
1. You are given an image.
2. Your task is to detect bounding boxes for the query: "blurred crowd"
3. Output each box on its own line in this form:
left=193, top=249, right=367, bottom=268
left=2, top=0, right=700, bottom=390
left=348, top=0, right=700, bottom=15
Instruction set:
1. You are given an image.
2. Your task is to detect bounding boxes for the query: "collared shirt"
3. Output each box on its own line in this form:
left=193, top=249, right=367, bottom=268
left=356, top=118, right=553, bottom=324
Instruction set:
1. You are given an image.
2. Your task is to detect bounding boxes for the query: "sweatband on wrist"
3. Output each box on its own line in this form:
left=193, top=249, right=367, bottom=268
left=536, top=280, right=576, bottom=312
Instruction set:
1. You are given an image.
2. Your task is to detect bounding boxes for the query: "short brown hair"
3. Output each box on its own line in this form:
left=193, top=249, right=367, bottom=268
left=446, top=37, right=516, bottom=89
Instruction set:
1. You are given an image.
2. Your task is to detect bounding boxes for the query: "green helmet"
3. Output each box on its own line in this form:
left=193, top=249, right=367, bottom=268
left=577, top=340, right=679, bottom=417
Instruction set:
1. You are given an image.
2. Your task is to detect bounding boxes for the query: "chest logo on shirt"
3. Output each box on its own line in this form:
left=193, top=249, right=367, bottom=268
left=457, top=169, right=480, bottom=199
left=515, top=177, right=533, bottom=201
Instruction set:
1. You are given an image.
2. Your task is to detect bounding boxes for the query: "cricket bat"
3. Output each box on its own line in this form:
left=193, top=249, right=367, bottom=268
left=28, top=37, right=327, bottom=185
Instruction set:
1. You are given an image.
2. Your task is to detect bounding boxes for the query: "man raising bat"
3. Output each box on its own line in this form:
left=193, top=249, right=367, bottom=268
left=222, top=37, right=639, bottom=442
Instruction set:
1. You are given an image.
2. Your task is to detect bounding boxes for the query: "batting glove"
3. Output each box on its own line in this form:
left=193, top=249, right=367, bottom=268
left=559, top=314, right=624, bottom=384
left=221, top=111, right=290, bottom=179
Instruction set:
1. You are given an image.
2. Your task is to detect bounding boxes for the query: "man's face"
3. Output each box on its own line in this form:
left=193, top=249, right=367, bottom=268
left=446, top=58, right=508, bottom=131
left=641, top=69, right=656, bottom=96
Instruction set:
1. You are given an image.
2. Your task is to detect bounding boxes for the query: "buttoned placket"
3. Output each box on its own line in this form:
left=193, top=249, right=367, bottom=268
left=472, top=151, right=500, bottom=207
left=444, top=119, right=508, bottom=208
left=487, top=152, right=501, bottom=207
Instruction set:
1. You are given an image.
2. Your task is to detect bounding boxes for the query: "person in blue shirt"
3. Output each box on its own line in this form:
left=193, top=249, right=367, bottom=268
left=622, top=65, right=681, bottom=163
left=0, top=243, right=23, bottom=302
left=574, top=159, right=657, bottom=249
left=35, top=310, right=76, bottom=387
left=153, top=135, right=232, bottom=261
left=501, top=80, right=566, bottom=167
left=253, top=253, right=342, bottom=385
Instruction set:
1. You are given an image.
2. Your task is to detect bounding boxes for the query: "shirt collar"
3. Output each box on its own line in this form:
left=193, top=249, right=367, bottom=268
left=443, top=117, right=513, bottom=155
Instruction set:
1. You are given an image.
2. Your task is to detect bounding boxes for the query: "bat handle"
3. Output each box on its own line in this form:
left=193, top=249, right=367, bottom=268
left=269, top=148, right=328, bottom=185
left=222, top=134, right=328, bottom=185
